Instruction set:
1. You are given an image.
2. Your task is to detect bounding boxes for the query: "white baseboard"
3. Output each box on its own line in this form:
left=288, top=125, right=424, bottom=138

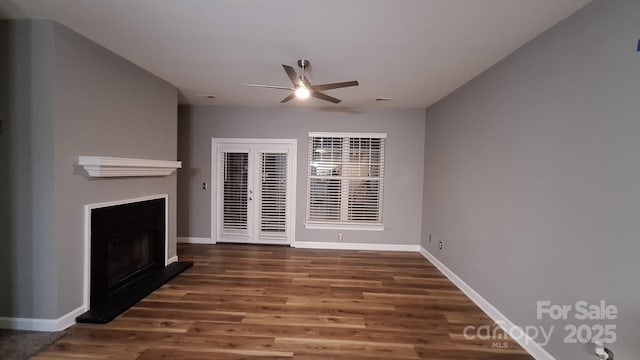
left=177, top=236, right=212, bottom=244
left=167, top=255, right=179, bottom=264
left=0, top=305, right=85, bottom=332
left=293, top=241, right=419, bottom=252
left=418, top=247, right=553, bottom=360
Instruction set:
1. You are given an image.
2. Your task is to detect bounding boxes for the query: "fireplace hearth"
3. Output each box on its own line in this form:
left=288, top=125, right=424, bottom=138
left=76, top=197, right=192, bottom=324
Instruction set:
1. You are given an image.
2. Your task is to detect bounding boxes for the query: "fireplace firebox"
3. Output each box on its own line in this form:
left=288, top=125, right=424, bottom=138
left=76, top=196, right=192, bottom=324
left=90, top=198, right=165, bottom=307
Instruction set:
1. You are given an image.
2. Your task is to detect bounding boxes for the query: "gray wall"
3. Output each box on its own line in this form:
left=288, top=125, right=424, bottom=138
left=0, top=20, right=58, bottom=319
left=421, top=0, right=639, bottom=358
left=0, top=20, right=178, bottom=320
left=51, top=23, right=178, bottom=317
left=178, top=106, right=425, bottom=246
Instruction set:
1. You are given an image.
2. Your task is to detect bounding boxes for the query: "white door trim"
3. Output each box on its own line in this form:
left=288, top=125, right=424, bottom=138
left=211, top=138, right=297, bottom=246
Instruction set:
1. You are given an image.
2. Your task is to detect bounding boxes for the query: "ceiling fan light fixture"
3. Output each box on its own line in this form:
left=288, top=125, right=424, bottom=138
left=243, top=59, right=358, bottom=104
left=295, top=86, right=310, bottom=99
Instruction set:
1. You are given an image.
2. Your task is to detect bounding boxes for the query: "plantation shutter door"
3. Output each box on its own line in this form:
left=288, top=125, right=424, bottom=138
left=257, top=149, right=289, bottom=242
left=219, top=147, right=252, bottom=241
left=214, top=139, right=296, bottom=245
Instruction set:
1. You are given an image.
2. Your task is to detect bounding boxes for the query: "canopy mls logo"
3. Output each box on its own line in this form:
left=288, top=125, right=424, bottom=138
left=463, top=320, right=553, bottom=348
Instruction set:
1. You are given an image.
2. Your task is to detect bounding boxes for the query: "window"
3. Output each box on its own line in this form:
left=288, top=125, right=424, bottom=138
left=306, top=132, right=386, bottom=230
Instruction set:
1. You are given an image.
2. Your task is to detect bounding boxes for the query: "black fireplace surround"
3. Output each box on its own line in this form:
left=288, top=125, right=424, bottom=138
left=76, top=198, right=192, bottom=324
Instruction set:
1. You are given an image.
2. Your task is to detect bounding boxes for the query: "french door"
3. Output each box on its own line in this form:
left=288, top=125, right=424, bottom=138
left=212, top=139, right=296, bottom=245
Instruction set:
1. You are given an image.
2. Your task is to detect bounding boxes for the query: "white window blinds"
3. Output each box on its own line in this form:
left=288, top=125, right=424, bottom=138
left=306, top=132, right=386, bottom=228
left=258, top=152, right=288, bottom=240
left=221, top=152, right=249, bottom=233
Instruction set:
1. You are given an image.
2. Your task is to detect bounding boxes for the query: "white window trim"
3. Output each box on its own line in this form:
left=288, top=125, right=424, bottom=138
left=308, top=132, right=388, bottom=139
left=305, top=132, right=387, bottom=231
left=304, top=223, right=385, bottom=231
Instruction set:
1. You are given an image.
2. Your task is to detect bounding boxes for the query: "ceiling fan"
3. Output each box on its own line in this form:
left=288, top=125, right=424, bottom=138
left=243, top=59, right=359, bottom=104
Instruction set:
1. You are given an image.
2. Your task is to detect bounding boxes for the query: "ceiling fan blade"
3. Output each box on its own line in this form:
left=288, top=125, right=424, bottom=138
left=280, top=94, right=296, bottom=103
left=242, top=84, right=294, bottom=90
left=312, top=81, right=359, bottom=91
left=311, top=91, right=341, bottom=104
left=301, top=77, right=312, bottom=89
left=282, top=65, right=302, bottom=86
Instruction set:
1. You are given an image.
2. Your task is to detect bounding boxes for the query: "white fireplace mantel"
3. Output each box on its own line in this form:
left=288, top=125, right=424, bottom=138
left=78, top=156, right=182, bottom=177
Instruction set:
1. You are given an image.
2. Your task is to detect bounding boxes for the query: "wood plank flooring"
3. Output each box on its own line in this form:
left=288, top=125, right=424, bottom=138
left=33, top=244, right=533, bottom=359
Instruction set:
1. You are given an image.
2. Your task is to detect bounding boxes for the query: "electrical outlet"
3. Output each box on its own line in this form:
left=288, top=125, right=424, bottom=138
left=202, top=182, right=208, bottom=190
left=439, top=240, right=443, bottom=250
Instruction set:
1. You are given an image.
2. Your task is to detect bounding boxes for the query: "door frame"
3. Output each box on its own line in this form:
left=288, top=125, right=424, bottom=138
left=211, top=138, right=297, bottom=246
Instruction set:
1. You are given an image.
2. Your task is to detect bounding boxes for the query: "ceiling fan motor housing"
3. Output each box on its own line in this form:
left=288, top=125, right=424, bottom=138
left=297, top=59, right=310, bottom=68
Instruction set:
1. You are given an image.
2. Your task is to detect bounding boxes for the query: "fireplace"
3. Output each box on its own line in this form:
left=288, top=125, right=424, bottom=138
left=90, top=198, right=165, bottom=307
left=77, top=195, right=192, bottom=324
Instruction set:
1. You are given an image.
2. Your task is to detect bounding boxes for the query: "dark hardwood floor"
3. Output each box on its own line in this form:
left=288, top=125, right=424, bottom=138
left=33, top=244, right=533, bottom=359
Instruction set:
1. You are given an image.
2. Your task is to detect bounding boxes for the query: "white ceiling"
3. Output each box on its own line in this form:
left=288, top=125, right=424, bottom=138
left=1, top=0, right=591, bottom=108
